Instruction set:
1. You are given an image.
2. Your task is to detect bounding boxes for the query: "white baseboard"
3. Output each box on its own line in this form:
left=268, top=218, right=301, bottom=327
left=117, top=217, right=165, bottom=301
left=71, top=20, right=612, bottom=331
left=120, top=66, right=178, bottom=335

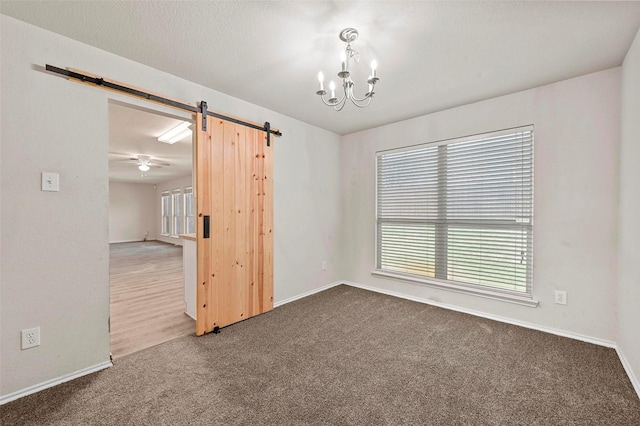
left=3, top=281, right=637, bottom=405
left=616, top=347, right=640, bottom=400
left=0, top=361, right=112, bottom=405
left=109, top=239, right=149, bottom=244
left=274, top=281, right=343, bottom=308
left=342, top=281, right=617, bottom=348
left=343, top=281, right=640, bottom=399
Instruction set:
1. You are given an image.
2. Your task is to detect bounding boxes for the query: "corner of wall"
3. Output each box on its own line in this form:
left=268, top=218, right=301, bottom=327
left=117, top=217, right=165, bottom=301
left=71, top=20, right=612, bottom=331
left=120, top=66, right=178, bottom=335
left=617, top=25, right=640, bottom=401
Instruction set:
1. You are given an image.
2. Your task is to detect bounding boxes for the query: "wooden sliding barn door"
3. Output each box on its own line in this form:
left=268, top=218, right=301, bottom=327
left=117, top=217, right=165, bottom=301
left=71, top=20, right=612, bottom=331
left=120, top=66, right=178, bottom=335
left=195, top=113, right=274, bottom=336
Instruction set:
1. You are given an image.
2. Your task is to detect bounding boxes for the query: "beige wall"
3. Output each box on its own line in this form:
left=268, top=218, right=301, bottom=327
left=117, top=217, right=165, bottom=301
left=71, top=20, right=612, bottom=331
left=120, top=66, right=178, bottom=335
left=109, top=181, right=157, bottom=243
left=0, top=15, right=343, bottom=398
left=342, top=68, right=621, bottom=343
left=618, top=27, right=640, bottom=393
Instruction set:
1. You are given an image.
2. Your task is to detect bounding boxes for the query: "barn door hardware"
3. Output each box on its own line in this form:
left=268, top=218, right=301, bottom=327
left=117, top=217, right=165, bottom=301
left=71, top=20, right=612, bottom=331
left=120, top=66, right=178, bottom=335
left=45, top=64, right=281, bottom=144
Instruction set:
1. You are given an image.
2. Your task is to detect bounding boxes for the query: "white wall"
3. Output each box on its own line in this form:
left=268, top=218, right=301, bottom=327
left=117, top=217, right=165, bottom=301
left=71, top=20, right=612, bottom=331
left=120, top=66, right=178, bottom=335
left=2, top=11, right=632, bottom=402
left=109, top=181, right=157, bottom=243
left=1, top=17, right=112, bottom=399
left=618, top=28, right=640, bottom=391
left=155, top=174, right=192, bottom=246
left=342, top=68, right=621, bottom=342
left=0, top=15, right=342, bottom=398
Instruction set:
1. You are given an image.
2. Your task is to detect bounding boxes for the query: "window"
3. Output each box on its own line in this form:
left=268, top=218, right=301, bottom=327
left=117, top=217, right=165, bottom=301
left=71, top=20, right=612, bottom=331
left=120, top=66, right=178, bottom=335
left=184, top=186, right=195, bottom=234
left=375, top=126, right=534, bottom=303
left=161, top=191, right=170, bottom=236
left=172, top=189, right=182, bottom=237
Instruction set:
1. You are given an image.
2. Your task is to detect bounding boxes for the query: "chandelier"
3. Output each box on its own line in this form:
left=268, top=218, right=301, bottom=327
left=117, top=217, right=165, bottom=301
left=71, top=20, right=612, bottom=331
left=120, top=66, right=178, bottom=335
left=315, top=28, right=379, bottom=110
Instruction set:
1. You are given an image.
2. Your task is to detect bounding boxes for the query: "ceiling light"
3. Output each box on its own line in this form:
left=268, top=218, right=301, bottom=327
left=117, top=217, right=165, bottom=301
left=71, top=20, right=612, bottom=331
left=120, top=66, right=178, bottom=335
left=158, top=121, right=192, bottom=144
left=138, top=163, right=150, bottom=172
left=316, top=28, right=379, bottom=111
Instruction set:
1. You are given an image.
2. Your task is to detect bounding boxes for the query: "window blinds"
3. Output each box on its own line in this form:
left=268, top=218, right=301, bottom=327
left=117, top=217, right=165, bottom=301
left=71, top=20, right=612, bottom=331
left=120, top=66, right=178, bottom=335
left=376, top=126, right=533, bottom=296
left=172, top=189, right=182, bottom=236
left=161, top=191, right=170, bottom=236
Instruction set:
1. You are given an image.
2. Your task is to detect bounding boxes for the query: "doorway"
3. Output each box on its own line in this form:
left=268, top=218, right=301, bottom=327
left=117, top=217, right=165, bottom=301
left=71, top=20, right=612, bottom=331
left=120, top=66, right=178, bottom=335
left=108, top=101, right=195, bottom=358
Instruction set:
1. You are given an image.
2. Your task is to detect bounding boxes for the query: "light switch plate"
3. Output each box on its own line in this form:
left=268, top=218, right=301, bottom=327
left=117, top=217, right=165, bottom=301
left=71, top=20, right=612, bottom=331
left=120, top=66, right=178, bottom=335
left=42, top=172, right=59, bottom=192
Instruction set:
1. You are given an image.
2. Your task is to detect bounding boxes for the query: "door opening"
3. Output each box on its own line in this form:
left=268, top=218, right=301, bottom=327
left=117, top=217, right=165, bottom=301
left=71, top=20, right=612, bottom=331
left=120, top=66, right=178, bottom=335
left=108, top=101, right=195, bottom=358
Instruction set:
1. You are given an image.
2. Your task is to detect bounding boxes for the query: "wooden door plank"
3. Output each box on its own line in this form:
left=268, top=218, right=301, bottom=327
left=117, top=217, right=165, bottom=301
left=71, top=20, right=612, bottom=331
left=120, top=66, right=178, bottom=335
left=220, top=121, right=237, bottom=327
left=256, top=129, right=265, bottom=314
left=195, top=113, right=211, bottom=336
left=248, top=128, right=258, bottom=316
left=235, top=125, right=247, bottom=323
left=263, top=131, right=275, bottom=311
left=209, top=118, right=225, bottom=331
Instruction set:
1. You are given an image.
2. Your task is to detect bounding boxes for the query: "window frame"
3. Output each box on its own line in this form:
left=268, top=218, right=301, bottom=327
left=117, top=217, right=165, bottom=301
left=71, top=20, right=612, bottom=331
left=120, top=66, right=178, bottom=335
left=373, top=126, right=537, bottom=307
left=171, top=188, right=182, bottom=238
left=161, top=191, right=171, bottom=236
left=184, top=186, right=195, bottom=234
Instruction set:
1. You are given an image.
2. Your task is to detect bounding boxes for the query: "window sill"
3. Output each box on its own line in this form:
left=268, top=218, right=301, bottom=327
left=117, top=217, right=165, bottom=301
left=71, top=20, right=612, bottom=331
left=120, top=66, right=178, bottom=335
left=371, top=270, right=539, bottom=308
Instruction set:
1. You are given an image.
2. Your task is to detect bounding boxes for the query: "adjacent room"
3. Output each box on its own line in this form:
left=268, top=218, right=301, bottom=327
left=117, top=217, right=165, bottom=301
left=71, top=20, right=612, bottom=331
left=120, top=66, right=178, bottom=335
left=1, top=1, right=640, bottom=424
left=107, top=102, right=196, bottom=358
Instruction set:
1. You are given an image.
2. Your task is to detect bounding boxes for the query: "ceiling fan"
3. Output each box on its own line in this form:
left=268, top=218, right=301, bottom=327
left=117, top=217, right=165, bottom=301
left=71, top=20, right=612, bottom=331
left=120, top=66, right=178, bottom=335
left=134, top=155, right=167, bottom=172
left=109, top=153, right=171, bottom=172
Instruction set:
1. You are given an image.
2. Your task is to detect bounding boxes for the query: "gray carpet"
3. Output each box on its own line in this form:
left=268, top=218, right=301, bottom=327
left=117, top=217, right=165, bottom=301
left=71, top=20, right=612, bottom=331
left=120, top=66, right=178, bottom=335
left=2, top=285, right=639, bottom=425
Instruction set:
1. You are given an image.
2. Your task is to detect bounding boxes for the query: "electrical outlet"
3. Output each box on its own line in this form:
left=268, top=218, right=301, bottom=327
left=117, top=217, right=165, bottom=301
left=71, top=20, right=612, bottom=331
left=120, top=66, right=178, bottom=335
left=21, top=327, right=41, bottom=349
left=555, top=290, right=567, bottom=305
left=321, top=260, right=328, bottom=271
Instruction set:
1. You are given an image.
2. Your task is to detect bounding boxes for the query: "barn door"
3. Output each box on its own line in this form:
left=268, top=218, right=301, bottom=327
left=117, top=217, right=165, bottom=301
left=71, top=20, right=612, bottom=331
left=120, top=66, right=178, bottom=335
left=195, top=113, right=273, bottom=336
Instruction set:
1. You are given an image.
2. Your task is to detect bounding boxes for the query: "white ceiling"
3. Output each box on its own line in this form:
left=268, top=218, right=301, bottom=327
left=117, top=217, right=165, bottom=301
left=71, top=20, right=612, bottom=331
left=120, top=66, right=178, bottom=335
left=3, top=1, right=640, bottom=136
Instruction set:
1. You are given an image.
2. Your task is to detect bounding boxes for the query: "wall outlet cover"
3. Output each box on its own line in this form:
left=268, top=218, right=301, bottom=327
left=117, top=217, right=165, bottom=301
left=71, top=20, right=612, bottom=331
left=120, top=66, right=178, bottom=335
left=21, top=327, right=41, bottom=349
left=555, top=290, right=568, bottom=305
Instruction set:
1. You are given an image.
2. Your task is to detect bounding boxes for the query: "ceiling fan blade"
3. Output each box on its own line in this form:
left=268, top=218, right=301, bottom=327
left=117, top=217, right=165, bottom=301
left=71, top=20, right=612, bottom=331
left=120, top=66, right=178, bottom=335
left=108, top=153, right=172, bottom=168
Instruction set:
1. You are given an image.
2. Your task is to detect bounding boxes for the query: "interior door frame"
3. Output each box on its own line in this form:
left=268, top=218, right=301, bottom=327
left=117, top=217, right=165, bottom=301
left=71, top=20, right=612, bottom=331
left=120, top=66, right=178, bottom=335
left=106, top=98, right=197, bottom=358
left=48, top=65, right=279, bottom=339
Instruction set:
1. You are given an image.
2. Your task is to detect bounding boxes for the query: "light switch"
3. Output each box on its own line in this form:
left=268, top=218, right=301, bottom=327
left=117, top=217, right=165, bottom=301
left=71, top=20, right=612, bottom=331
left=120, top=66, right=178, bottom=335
left=41, top=172, right=59, bottom=192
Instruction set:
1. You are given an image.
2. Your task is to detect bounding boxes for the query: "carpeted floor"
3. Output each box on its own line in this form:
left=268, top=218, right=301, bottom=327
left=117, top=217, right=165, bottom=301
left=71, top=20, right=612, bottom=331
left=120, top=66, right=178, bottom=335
left=2, top=285, right=639, bottom=425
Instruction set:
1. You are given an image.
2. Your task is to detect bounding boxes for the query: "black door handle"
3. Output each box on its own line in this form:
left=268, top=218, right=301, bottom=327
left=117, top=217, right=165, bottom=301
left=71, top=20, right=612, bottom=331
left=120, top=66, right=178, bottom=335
left=203, top=215, right=210, bottom=239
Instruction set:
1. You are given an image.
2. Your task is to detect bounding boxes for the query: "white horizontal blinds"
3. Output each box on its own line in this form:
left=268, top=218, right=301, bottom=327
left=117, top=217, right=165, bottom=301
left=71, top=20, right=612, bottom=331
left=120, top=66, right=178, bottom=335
left=446, top=131, right=533, bottom=222
left=379, top=223, right=436, bottom=276
left=161, top=191, right=170, bottom=235
left=377, top=145, right=439, bottom=276
left=184, top=187, right=195, bottom=234
left=377, top=145, right=440, bottom=221
left=172, top=189, right=182, bottom=236
left=445, top=129, right=533, bottom=293
left=377, top=126, right=533, bottom=296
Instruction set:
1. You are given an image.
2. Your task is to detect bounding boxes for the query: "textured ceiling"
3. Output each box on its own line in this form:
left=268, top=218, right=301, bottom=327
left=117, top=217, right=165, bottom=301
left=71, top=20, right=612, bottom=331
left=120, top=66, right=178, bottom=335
left=2, top=1, right=640, bottom=135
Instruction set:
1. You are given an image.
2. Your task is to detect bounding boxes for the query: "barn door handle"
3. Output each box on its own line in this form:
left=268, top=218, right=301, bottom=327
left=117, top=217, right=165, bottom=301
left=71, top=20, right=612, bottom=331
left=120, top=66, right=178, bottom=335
left=203, top=215, right=210, bottom=239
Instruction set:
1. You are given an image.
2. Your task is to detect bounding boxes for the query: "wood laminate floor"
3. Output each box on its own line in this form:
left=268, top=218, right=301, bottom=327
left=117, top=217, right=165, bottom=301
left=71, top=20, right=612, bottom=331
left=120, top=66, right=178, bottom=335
left=110, top=241, right=195, bottom=359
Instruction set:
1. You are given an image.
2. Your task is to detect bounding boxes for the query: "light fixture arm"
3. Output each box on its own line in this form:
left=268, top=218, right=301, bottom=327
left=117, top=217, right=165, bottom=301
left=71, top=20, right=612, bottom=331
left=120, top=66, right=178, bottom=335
left=316, top=28, right=379, bottom=111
